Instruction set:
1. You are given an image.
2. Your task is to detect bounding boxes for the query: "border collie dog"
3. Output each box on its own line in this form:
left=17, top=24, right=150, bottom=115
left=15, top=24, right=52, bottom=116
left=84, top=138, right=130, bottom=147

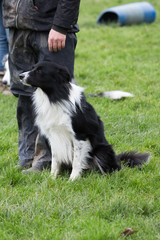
left=19, top=62, right=149, bottom=180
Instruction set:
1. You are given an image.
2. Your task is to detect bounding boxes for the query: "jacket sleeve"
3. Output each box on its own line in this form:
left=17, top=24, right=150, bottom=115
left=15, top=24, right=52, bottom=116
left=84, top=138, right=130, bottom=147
left=52, top=0, right=81, bottom=34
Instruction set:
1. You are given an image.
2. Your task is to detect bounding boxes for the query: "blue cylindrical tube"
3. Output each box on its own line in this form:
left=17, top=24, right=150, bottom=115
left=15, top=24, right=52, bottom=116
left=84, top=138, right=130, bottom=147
left=97, top=2, right=156, bottom=26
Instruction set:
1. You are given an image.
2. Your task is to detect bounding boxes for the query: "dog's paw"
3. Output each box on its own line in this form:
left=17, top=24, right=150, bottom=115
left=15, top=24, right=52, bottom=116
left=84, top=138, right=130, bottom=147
left=69, top=171, right=81, bottom=181
left=50, top=172, right=58, bottom=180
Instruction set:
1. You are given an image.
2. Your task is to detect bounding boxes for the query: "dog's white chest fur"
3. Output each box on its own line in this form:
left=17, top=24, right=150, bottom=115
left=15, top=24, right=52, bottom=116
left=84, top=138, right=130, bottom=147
left=33, top=88, right=75, bottom=163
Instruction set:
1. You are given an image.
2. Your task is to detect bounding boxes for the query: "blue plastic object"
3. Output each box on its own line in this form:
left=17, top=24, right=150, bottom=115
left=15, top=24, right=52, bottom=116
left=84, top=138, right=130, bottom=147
left=97, top=2, right=156, bottom=26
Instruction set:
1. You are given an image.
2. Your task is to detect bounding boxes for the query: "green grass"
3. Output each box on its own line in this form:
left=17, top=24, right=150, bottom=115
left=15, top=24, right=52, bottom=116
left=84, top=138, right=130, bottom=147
left=0, top=0, right=160, bottom=239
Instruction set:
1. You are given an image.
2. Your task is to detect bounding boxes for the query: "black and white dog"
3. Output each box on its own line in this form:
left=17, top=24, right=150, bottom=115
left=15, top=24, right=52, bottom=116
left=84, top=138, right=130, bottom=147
left=19, top=62, right=149, bottom=180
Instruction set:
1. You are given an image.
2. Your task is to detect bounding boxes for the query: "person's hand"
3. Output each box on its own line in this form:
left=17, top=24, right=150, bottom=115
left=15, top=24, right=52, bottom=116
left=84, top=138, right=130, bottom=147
left=48, top=29, right=66, bottom=52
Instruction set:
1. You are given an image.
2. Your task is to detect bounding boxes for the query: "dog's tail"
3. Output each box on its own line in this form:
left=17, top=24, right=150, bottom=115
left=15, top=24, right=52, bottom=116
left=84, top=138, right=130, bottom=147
left=92, top=148, right=149, bottom=175
left=116, top=151, right=149, bottom=168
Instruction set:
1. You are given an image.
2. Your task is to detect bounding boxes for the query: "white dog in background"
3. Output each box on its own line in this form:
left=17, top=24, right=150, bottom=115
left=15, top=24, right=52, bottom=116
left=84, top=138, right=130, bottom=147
left=2, top=54, right=10, bottom=86
left=89, top=90, right=134, bottom=100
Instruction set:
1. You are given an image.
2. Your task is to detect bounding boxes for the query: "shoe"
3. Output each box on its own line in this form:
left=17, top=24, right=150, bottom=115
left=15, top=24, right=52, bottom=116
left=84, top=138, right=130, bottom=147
left=22, top=167, right=40, bottom=174
left=22, top=160, right=51, bottom=174
left=16, top=159, right=33, bottom=170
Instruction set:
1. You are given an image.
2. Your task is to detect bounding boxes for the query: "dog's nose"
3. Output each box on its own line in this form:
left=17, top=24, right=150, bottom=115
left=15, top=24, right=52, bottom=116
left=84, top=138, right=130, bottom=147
left=19, top=73, right=25, bottom=80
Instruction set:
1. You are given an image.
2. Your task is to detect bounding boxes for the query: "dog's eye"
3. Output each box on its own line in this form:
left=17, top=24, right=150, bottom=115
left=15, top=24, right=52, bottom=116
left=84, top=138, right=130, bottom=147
left=36, top=69, right=42, bottom=74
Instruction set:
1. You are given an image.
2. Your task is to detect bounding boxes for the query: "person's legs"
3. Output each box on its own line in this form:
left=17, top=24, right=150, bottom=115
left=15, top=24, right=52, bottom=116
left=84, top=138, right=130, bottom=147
left=0, top=1, right=8, bottom=71
left=9, top=29, right=77, bottom=172
left=9, top=30, right=38, bottom=168
left=17, top=95, right=37, bottom=168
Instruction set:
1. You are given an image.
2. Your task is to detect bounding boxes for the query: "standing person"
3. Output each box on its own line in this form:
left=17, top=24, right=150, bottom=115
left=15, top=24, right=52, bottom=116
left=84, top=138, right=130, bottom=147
left=0, top=0, right=8, bottom=75
left=2, top=0, right=81, bottom=172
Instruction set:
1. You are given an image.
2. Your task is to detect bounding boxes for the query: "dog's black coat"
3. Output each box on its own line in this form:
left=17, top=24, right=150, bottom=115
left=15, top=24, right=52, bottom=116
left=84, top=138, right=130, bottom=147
left=19, top=61, right=149, bottom=176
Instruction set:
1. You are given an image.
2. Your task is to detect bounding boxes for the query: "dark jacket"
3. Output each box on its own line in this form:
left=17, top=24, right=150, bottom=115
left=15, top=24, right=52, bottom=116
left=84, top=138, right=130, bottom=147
left=2, top=0, right=81, bottom=34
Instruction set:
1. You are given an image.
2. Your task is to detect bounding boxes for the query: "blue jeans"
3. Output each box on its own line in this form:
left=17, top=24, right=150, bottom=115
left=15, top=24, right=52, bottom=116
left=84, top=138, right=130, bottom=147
left=0, top=0, right=9, bottom=70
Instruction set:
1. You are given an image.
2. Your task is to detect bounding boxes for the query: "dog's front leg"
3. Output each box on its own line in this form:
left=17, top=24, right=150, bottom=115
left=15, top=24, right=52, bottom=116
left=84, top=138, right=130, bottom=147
left=51, top=153, right=60, bottom=179
left=70, top=140, right=83, bottom=181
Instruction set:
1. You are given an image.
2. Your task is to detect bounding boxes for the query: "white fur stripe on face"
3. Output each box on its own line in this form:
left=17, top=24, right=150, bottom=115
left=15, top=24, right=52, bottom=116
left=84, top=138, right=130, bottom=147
left=20, top=71, right=31, bottom=86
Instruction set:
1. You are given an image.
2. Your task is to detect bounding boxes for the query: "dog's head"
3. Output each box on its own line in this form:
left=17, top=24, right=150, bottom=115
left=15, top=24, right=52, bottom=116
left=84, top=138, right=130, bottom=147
left=19, top=61, right=71, bottom=90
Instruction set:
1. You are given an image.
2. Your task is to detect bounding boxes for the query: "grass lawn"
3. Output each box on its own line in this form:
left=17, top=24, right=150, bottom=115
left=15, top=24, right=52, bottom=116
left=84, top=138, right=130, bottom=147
left=0, top=0, right=160, bottom=239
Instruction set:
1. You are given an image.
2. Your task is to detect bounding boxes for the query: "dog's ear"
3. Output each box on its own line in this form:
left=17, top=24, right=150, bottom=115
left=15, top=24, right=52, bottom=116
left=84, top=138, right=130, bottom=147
left=58, top=66, right=71, bottom=83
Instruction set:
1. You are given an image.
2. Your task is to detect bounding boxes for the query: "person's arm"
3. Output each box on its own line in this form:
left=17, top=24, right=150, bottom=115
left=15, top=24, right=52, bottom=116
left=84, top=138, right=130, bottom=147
left=48, top=0, right=81, bottom=52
